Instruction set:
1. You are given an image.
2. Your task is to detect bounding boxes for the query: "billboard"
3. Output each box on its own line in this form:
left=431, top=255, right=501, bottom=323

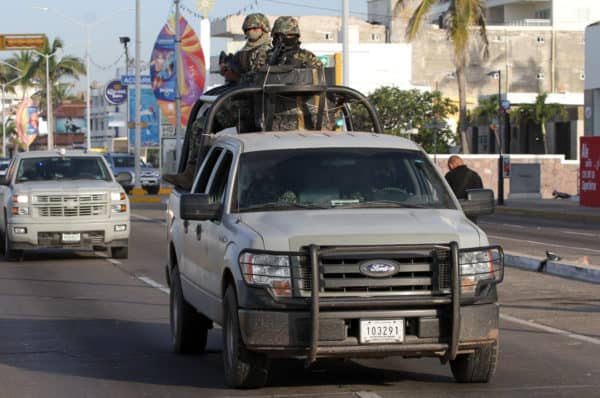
left=129, top=87, right=160, bottom=147
left=55, top=117, right=86, bottom=133
left=149, top=15, right=206, bottom=129
left=15, top=99, right=39, bottom=146
left=580, top=137, right=600, bottom=207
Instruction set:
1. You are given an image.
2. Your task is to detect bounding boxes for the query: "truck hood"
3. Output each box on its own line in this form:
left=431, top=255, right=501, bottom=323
left=238, top=209, right=485, bottom=251
left=13, top=180, right=122, bottom=193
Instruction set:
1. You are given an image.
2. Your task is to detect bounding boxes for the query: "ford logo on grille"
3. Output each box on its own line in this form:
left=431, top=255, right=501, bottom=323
left=358, top=260, right=400, bottom=278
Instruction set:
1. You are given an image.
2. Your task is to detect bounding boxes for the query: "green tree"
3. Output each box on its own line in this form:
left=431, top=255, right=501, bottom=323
left=364, top=86, right=457, bottom=153
left=32, top=37, right=86, bottom=115
left=399, top=0, right=489, bottom=154
left=4, top=51, right=38, bottom=99
left=512, top=93, right=567, bottom=154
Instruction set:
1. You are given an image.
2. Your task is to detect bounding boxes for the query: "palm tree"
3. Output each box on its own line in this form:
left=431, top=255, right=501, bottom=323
left=399, top=0, right=489, bottom=154
left=32, top=37, right=86, bottom=115
left=513, top=93, right=567, bottom=154
left=4, top=51, right=38, bottom=99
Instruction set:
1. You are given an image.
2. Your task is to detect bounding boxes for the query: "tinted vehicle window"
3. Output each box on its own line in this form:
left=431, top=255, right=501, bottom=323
left=111, top=156, right=146, bottom=168
left=16, top=157, right=112, bottom=183
left=234, top=148, right=455, bottom=212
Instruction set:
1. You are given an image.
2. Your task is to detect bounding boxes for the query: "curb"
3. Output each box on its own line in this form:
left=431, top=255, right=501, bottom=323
left=495, top=206, right=600, bottom=224
left=505, top=253, right=600, bottom=284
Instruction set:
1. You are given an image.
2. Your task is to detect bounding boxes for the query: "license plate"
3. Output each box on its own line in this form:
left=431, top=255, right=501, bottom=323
left=62, top=233, right=81, bottom=243
left=360, top=319, right=404, bottom=344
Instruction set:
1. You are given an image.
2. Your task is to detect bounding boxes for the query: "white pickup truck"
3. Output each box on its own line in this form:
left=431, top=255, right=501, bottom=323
left=166, top=73, right=503, bottom=388
left=0, top=150, right=130, bottom=260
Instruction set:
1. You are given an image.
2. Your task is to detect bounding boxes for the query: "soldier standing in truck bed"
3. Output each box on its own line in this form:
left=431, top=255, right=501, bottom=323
left=267, top=16, right=322, bottom=69
left=235, top=13, right=272, bottom=82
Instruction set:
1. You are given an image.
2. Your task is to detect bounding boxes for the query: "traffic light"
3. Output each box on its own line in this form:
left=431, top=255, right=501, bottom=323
left=0, top=34, right=46, bottom=51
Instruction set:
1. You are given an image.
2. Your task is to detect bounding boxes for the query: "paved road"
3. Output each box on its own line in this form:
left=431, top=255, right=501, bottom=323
left=0, top=204, right=598, bottom=397
left=479, top=213, right=600, bottom=266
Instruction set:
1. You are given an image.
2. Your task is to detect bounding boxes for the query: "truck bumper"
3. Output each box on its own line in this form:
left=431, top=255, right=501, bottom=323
left=6, top=220, right=130, bottom=250
left=238, top=303, right=499, bottom=359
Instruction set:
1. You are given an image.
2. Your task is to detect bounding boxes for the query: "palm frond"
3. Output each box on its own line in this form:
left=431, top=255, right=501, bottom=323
left=405, top=0, right=437, bottom=40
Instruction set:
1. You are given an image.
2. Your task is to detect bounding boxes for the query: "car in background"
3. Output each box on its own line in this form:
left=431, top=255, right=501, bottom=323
left=103, top=152, right=160, bottom=194
left=0, top=158, right=11, bottom=177
left=0, top=149, right=130, bottom=260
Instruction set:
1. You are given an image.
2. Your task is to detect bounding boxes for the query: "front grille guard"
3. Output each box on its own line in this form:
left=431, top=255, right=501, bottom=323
left=305, top=242, right=462, bottom=365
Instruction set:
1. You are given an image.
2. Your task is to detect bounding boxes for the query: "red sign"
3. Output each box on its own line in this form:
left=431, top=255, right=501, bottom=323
left=580, top=137, right=600, bottom=207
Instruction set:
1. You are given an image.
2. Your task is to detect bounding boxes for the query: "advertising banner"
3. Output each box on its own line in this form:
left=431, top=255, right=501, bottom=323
left=129, top=87, right=160, bottom=147
left=15, top=99, right=39, bottom=147
left=149, top=15, right=206, bottom=129
left=55, top=117, right=85, bottom=133
left=580, top=137, right=600, bottom=207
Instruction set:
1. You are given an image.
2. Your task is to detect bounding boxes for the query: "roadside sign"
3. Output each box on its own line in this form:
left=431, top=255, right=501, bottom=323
left=105, top=80, right=127, bottom=105
left=0, top=34, right=46, bottom=50
left=121, top=75, right=152, bottom=85
left=318, top=55, right=330, bottom=67
left=580, top=137, right=600, bottom=207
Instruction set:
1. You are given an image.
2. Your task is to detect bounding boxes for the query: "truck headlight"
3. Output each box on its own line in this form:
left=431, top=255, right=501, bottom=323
left=458, top=247, right=503, bottom=295
left=111, top=192, right=127, bottom=201
left=239, top=252, right=292, bottom=297
left=11, top=194, right=28, bottom=204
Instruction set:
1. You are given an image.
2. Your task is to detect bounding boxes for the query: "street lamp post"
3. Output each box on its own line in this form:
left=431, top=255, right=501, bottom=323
left=487, top=70, right=505, bottom=205
left=32, top=50, right=57, bottom=150
left=119, top=37, right=130, bottom=143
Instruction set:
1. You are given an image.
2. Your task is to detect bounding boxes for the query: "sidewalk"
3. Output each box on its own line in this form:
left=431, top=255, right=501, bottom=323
left=492, top=198, right=600, bottom=283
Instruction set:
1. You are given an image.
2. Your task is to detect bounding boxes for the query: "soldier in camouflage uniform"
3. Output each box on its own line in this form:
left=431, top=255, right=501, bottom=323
left=235, top=13, right=272, bottom=81
left=267, top=16, right=322, bottom=69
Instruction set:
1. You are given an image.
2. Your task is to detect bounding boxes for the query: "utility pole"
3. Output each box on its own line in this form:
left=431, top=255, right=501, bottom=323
left=487, top=70, right=505, bottom=206
left=32, top=50, right=57, bottom=150
left=119, top=36, right=130, bottom=142
left=134, top=0, right=141, bottom=190
left=342, top=0, right=350, bottom=86
left=174, top=0, right=182, bottom=167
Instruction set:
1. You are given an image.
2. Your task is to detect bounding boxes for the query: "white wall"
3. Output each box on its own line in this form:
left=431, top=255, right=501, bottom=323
left=553, top=0, right=600, bottom=30
left=305, top=43, right=414, bottom=94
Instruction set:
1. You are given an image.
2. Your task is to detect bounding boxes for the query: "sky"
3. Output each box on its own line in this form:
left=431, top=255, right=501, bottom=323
left=1, top=0, right=369, bottom=92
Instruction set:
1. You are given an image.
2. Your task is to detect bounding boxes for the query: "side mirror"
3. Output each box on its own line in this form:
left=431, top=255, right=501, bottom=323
left=115, top=172, right=132, bottom=185
left=180, top=193, right=221, bottom=221
left=460, top=189, right=495, bottom=220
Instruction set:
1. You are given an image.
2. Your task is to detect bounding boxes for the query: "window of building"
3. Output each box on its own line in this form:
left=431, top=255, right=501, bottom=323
left=371, top=33, right=382, bottom=41
left=579, top=72, right=585, bottom=81
left=535, top=8, right=550, bottom=19
left=536, top=72, right=545, bottom=80
left=324, top=32, right=334, bottom=41
left=536, top=36, right=545, bottom=44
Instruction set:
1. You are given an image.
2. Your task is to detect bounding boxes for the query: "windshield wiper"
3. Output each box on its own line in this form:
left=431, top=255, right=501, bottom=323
left=335, top=200, right=426, bottom=209
left=239, top=202, right=329, bottom=212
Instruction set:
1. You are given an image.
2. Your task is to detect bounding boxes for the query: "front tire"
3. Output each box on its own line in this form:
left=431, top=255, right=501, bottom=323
left=3, top=223, right=22, bottom=261
left=450, top=341, right=499, bottom=383
left=223, top=286, right=269, bottom=388
left=170, top=267, right=209, bottom=354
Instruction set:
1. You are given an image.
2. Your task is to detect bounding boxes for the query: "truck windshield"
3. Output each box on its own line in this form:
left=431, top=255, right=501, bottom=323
left=16, top=157, right=112, bottom=183
left=234, top=148, right=455, bottom=212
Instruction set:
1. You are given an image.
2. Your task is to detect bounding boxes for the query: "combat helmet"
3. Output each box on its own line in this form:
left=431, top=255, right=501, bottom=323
left=242, top=13, right=271, bottom=33
left=272, top=16, right=300, bottom=36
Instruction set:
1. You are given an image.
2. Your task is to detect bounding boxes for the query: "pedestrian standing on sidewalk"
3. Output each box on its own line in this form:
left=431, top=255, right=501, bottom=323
left=445, top=155, right=483, bottom=199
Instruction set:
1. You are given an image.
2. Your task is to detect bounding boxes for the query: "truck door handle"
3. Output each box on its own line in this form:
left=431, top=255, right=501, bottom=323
left=183, top=220, right=189, bottom=233
left=196, top=224, right=202, bottom=240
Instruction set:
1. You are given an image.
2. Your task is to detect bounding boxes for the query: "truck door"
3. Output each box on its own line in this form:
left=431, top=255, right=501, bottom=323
left=181, top=147, right=222, bottom=286
left=199, top=150, right=234, bottom=300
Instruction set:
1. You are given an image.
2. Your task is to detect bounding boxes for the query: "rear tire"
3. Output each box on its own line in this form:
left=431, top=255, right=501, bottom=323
left=111, top=246, right=128, bottom=259
left=450, top=340, right=499, bottom=383
left=170, top=267, right=209, bottom=354
left=223, top=286, right=269, bottom=388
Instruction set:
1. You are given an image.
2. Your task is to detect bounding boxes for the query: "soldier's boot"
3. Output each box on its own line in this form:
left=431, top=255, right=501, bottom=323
left=162, top=161, right=196, bottom=191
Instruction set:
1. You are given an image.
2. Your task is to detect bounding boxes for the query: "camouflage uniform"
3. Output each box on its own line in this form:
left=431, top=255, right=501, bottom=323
left=267, top=16, right=323, bottom=70
left=235, top=13, right=272, bottom=82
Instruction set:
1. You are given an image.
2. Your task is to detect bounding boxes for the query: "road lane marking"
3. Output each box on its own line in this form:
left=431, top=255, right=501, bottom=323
left=500, top=314, right=600, bottom=346
left=488, top=234, right=600, bottom=254
left=131, top=214, right=166, bottom=225
left=137, top=276, right=170, bottom=295
left=355, top=392, right=383, bottom=398
left=562, top=231, right=598, bottom=237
